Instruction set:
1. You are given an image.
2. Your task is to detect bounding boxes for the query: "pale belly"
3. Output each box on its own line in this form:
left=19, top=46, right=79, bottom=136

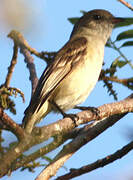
left=52, top=54, right=103, bottom=111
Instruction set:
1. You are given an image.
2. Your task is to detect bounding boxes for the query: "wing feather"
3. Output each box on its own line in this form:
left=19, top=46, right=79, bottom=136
left=25, top=37, right=87, bottom=114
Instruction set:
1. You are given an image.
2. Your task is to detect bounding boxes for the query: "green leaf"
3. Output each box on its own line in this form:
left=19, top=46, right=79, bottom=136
left=42, top=155, right=53, bottom=163
left=116, top=60, right=127, bottom=68
left=115, top=18, right=133, bottom=28
left=121, top=41, right=133, bottom=48
left=111, top=57, right=127, bottom=68
left=116, top=30, right=133, bottom=41
left=68, top=17, right=79, bottom=25
left=111, top=57, right=121, bottom=67
left=80, top=10, right=87, bottom=15
left=68, top=16, right=133, bottom=28
left=106, top=41, right=112, bottom=48
left=68, top=10, right=87, bottom=25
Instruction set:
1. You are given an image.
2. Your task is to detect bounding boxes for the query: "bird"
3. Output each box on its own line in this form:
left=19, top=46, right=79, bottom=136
left=22, top=9, right=123, bottom=133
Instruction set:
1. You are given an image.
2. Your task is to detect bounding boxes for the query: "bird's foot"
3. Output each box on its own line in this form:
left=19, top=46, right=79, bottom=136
left=49, top=100, right=78, bottom=127
left=62, top=112, right=78, bottom=127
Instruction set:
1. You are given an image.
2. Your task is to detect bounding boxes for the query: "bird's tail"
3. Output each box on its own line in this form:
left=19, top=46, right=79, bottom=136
left=22, top=101, right=51, bottom=133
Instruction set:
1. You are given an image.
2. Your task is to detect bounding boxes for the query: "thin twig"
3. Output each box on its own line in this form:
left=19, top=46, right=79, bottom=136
left=110, top=39, right=133, bottom=69
left=5, top=44, right=18, bottom=87
left=8, top=30, right=55, bottom=64
left=21, top=48, right=38, bottom=94
left=4, top=43, right=18, bottom=87
left=0, top=108, right=24, bottom=140
left=8, top=87, right=25, bottom=102
left=8, top=30, right=38, bottom=95
left=118, top=0, right=133, bottom=11
left=100, top=76, right=133, bottom=90
left=56, top=140, right=133, bottom=179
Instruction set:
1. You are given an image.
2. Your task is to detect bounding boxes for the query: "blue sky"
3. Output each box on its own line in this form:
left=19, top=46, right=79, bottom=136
left=0, top=0, right=133, bottom=179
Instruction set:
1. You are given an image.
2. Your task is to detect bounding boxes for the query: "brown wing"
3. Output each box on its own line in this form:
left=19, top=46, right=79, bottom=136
left=25, top=37, right=87, bottom=114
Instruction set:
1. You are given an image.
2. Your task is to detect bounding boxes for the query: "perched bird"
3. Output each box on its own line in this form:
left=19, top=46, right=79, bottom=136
left=22, top=9, right=123, bottom=133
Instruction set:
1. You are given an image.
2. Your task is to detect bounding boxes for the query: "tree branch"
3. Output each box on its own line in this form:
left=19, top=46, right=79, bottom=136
left=35, top=94, right=133, bottom=180
left=8, top=30, right=55, bottom=65
left=4, top=43, right=18, bottom=87
left=56, top=140, right=133, bottom=179
left=0, top=94, right=133, bottom=178
left=21, top=48, right=38, bottom=95
left=118, top=0, right=133, bottom=11
left=11, top=129, right=80, bottom=172
left=0, top=108, right=24, bottom=140
left=109, top=39, right=133, bottom=69
left=36, top=113, right=127, bottom=180
left=100, top=76, right=133, bottom=90
left=8, top=30, right=38, bottom=95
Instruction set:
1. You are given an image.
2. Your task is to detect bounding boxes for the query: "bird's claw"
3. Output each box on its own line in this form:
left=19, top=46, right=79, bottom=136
left=63, top=113, right=79, bottom=127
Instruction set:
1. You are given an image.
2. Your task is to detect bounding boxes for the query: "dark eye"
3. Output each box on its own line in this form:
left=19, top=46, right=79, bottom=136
left=93, top=15, right=102, bottom=20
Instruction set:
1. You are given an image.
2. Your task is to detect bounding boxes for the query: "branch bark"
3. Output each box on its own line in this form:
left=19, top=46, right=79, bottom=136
left=0, top=94, right=133, bottom=178
left=35, top=113, right=126, bottom=180
left=0, top=108, right=24, bottom=140
left=4, top=43, right=18, bottom=87
left=21, top=48, right=38, bottom=95
left=35, top=94, right=133, bottom=180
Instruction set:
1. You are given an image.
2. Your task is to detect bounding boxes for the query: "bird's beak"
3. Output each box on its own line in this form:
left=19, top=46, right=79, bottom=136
left=111, top=17, right=125, bottom=24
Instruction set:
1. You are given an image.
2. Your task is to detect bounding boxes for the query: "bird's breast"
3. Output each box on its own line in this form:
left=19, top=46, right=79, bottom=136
left=52, top=44, right=104, bottom=111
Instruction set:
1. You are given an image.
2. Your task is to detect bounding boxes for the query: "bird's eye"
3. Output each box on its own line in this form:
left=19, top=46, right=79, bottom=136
left=93, top=15, right=102, bottom=20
